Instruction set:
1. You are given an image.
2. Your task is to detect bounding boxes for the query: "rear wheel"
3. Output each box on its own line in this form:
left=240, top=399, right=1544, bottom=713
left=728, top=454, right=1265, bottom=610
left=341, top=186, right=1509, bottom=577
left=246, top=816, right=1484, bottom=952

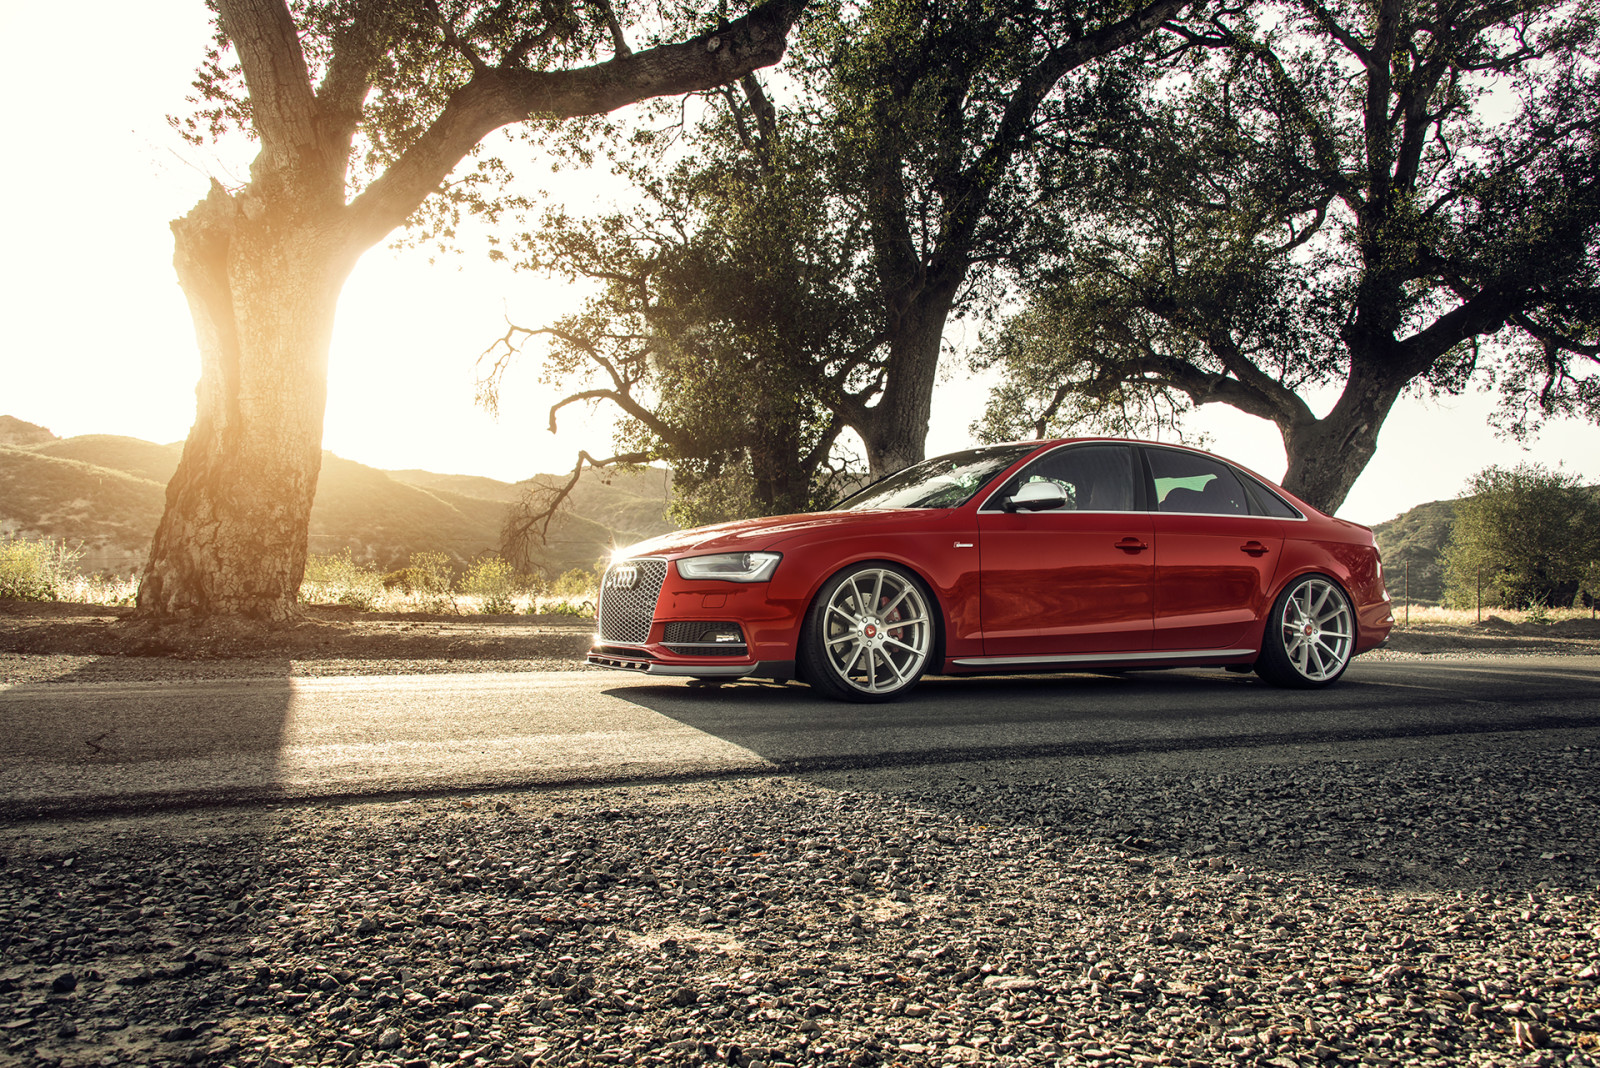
left=799, top=563, right=934, bottom=702
left=1255, top=574, right=1355, bottom=688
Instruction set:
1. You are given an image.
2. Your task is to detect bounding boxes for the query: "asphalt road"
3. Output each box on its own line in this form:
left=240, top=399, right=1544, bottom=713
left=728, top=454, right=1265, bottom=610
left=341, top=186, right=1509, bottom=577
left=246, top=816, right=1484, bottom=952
left=2, top=656, right=1597, bottom=818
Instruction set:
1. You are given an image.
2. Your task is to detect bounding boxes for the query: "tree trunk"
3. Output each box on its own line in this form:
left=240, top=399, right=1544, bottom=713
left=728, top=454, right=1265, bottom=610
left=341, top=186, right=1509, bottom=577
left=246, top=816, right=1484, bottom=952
left=858, top=287, right=961, bottom=477
left=1278, top=361, right=1408, bottom=516
left=137, top=185, right=356, bottom=621
left=133, top=0, right=808, bottom=622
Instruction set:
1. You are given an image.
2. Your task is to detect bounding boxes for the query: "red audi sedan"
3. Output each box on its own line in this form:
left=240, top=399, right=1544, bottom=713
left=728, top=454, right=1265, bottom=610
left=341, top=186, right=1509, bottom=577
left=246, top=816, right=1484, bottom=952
left=587, top=439, right=1393, bottom=701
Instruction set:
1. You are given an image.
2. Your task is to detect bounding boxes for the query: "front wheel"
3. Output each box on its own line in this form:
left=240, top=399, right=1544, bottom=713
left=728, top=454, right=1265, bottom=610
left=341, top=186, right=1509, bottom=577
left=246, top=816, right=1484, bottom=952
left=1255, top=574, right=1356, bottom=688
left=799, top=563, right=935, bottom=702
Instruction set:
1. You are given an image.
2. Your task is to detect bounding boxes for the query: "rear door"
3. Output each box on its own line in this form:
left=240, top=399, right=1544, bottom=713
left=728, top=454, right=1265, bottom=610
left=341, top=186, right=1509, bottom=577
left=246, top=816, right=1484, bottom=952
left=977, top=443, right=1154, bottom=656
left=1142, top=446, right=1285, bottom=651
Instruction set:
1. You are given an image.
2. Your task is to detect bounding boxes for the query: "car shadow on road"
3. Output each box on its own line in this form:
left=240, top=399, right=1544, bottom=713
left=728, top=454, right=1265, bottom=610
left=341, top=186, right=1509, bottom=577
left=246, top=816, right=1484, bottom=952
left=600, top=664, right=1527, bottom=777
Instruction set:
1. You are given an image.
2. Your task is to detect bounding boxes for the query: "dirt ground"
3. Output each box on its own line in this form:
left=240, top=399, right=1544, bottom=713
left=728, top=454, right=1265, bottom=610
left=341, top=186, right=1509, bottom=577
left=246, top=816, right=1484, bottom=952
left=0, top=600, right=596, bottom=665
left=2, top=599, right=1597, bottom=665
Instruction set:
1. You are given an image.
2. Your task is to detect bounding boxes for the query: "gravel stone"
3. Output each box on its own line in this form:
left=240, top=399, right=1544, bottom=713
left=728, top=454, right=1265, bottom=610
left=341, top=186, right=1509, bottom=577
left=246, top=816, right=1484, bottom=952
left=2, top=729, right=1598, bottom=1067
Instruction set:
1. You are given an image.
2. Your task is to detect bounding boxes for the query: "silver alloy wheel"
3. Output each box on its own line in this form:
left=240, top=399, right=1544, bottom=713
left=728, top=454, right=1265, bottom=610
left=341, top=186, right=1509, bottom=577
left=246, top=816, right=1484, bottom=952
left=820, top=567, right=932, bottom=695
left=1278, top=576, right=1354, bottom=682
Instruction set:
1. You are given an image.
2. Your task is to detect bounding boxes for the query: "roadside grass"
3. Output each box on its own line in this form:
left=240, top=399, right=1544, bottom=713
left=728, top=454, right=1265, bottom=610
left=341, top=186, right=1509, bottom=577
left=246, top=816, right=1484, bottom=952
left=10, top=528, right=1588, bottom=627
left=1392, top=604, right=1596, bottom=627
left=0, top=534, right=599, bottom=617
left=60, top=573, right=139, bottom=606
left=299, top=551, right=598, bottom=617
left=0, top=533, right=88, bottom=601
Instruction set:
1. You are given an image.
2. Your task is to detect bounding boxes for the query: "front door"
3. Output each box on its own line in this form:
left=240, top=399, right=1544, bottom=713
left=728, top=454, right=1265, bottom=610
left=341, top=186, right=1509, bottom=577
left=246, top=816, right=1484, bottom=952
left=978, top=443, right=1154, bottom=656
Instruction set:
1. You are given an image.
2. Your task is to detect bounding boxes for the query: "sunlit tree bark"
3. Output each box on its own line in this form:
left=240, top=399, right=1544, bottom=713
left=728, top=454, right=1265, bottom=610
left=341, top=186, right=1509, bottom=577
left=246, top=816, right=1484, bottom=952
left=138, top=0, right=804, bottom=621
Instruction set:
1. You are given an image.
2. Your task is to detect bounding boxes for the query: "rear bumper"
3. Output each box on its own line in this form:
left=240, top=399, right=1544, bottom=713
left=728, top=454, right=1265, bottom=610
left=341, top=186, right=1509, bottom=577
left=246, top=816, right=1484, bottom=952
left=1355, top=601, right=1396, bottom=655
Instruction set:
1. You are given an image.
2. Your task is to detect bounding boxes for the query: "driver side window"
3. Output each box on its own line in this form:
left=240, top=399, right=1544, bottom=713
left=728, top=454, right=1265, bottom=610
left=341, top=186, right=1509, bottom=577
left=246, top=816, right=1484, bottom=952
left=989, top=444, right=1138, bottom=511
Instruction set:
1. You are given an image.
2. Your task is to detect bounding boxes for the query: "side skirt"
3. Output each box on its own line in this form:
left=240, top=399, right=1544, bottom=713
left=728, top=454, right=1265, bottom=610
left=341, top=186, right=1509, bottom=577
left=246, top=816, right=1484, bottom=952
left=946, top=648, right=1257, bottom=671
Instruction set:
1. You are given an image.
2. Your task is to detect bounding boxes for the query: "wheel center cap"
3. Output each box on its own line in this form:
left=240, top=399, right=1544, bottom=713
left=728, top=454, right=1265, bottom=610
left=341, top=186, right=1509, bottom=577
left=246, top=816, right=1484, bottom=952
left=1303, top=623, right=1316, bottom=637
left=863, top=623, right=878, bottom=638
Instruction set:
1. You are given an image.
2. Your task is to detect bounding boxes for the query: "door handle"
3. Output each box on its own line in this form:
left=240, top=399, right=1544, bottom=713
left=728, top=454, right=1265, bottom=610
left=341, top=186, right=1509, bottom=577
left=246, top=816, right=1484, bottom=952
left=1240, top=541, right=1271, bottom=557
left=1115, top=537, right=1148, bottom=553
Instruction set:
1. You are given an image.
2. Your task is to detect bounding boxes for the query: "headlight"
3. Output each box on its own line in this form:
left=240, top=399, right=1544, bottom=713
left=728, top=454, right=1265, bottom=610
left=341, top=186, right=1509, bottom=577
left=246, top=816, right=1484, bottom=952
left=675, top=551, right=781, bottom=583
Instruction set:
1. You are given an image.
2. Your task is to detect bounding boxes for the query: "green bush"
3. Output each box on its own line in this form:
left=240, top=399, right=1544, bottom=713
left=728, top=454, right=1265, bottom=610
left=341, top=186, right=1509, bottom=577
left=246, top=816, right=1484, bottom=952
left=0, top=534, right=83, bottom=601
left=462, top=555, right=521, bottom=614
left=1442, top=464, right=1600, bottom=610
left=381, top=567, right=425, bottom=593
left=407, top=551, right=456, bottom=612
left=549, top=567, right=598, bottom=599
left=301, top=550, right=384, bottom=610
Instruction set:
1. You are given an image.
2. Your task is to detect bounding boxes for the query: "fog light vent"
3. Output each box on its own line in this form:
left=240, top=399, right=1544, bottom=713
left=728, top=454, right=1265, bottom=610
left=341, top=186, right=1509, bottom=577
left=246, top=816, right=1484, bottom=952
left=663, top=621, right=747, bottom=656
left=663, top=621, right=744, bottom=644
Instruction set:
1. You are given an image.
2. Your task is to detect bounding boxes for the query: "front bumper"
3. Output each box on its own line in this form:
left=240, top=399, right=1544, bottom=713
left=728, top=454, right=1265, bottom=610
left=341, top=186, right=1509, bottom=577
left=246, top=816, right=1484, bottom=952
left=590, top=555, right=806, bottom=682
left=586, top=647, right=796, bottom=681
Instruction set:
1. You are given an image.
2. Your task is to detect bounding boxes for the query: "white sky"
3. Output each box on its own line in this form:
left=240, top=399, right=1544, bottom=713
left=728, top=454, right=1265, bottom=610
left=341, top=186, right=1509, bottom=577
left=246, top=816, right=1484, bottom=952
left=1, top=0, right=1596, bottom=527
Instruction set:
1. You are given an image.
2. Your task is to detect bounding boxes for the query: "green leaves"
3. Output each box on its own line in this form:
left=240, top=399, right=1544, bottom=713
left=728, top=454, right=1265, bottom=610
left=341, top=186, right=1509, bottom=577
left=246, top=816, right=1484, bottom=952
left=497, top=75, right=880, bottom=523
left=977, top=0, right=1600, bottom=511
left=1442, top=464, right=1600, bottom=610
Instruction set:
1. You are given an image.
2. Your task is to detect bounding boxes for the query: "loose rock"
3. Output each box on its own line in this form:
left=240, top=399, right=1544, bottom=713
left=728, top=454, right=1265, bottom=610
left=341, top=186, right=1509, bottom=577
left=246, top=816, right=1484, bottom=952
left=1, top=736, right=1596, bottom=1067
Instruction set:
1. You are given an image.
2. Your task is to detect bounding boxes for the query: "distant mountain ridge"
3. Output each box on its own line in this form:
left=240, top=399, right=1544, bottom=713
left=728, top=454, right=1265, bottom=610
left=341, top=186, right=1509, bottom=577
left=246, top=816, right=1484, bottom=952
left=0, top=418, right=675, bottom=578
left=0, top=416, right=56, bottom=447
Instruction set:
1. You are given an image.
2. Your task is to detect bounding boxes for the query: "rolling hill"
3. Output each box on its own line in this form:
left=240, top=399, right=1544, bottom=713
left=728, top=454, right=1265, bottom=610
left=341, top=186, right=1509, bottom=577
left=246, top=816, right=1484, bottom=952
left=20, top=414, right=1577, bottom=603
left=0, top=419, right=676, bottom=578
left=1371, top=498, right=1457, bottom=605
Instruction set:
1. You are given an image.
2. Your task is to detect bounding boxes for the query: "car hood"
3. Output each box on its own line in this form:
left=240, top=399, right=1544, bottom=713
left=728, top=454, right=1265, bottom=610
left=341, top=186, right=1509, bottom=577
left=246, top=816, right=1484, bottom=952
left=614, top=508, right=953, bottom=559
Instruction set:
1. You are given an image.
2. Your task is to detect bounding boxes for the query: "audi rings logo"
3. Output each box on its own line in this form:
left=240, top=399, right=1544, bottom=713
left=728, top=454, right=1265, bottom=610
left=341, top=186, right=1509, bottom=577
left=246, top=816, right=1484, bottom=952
left=607, top=563, right=641, bottom=590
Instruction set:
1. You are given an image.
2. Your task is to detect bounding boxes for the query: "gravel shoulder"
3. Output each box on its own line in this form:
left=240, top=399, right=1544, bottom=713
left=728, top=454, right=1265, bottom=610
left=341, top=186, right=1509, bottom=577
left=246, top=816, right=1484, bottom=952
left=2, top=734, right=1598, bottom=1068
left=3, top=602, right=1598, bottom=687
left=0, top=603, right=596, bottom=687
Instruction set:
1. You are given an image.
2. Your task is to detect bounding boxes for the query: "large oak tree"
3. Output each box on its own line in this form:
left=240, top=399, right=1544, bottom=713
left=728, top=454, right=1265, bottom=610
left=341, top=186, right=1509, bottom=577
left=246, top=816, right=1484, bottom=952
left=815, top=0, right=1194, bottom=476
left=976, top=0, right=1600, bottom=513
left=482, top=72, right=879, bottom=543
left=493, top=0, right=1193, bottom=539
left=138, top=0, right=804, bottom=621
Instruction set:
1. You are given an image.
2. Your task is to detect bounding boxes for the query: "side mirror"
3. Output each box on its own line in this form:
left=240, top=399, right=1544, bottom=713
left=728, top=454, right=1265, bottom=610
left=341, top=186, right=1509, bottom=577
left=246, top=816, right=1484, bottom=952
left=1003, top=480, right=1068, bottom=512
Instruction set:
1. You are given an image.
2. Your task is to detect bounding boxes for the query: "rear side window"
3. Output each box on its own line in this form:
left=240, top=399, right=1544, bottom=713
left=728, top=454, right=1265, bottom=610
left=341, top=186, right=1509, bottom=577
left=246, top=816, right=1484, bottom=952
left=1144, top=448, right=1250, bottom=516
left=1238, top=471, right=1303, bottom=518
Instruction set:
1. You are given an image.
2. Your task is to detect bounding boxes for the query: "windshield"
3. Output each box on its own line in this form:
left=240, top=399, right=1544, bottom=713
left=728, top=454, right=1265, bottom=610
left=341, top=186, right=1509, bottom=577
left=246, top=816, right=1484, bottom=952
left=831, top=443, right=1038, bottom=511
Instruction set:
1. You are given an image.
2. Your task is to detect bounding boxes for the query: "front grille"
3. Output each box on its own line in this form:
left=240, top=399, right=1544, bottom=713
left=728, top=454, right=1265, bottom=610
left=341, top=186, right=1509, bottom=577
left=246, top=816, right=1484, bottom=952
left=596, top=558, right=667, bottom=644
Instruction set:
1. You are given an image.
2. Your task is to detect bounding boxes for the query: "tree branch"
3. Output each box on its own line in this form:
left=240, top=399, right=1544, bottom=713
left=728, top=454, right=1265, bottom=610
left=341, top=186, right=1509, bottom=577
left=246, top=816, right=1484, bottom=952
left=943, top=0, right=1193, bottom=256
left=423, top=0, right=492, bottom=74
left=588, top=0, right=633, bottom=59
left=218, top=0, right=324, bottom=184
left=343, top=0, right=805, bottom=246
left=1295, top=0, right=1371, bottom=66
left=314, top=0, right=390, bottom=168
left=503, top=449, right=654, bottom=568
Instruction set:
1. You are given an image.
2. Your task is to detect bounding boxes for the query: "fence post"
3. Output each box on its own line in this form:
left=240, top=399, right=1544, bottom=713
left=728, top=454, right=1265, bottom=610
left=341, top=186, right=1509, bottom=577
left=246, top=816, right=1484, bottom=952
left=1403, top=561, right=1409, bottom=627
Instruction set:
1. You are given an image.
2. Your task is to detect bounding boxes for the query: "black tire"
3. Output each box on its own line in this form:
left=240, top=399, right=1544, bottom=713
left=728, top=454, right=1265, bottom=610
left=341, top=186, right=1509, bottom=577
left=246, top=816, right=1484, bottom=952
left=798, top=562, right=935, bottom=702
left=1255, top=573, right=1356, bottom=688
